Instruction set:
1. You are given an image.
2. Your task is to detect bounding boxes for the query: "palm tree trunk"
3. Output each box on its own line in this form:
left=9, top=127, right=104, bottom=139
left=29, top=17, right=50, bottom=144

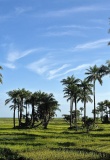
left=84, top=99, right=86, bottom=124
left=18, top=104, right=20, bottom=126
left=19, top=98, right=23, bottom=126
left=70, top=98, right=73, bottom=128
left=13, top=106, right=15, bottom=129
left=93, top=80, right=96, bottom=123
left=43, top=114, right=48, bottom=129
left=74, top=97, right=77, bottom=130
left=26, top=103, right=28, bottom=123
left=31, top=104, right=34, bottom=127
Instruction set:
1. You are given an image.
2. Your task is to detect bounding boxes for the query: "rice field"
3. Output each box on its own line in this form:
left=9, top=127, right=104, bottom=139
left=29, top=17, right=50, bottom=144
left=0, top=118, right=110, bottom=160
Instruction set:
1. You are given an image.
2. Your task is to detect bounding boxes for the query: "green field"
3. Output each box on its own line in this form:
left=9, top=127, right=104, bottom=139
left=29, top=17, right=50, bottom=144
left=0, top=118, right=110, bottom=160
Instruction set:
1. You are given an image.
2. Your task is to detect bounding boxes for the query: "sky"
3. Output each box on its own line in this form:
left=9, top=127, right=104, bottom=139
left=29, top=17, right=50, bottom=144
left=0, top=0, right=110, bottom=118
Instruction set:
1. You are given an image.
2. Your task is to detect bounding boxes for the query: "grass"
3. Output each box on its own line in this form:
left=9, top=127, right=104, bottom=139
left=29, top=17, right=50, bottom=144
left=0, top=118, right=110, bottom=159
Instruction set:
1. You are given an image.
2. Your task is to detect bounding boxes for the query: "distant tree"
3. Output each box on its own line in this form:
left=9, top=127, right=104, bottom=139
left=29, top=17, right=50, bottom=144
left=85, top=65, right=102, bottom=123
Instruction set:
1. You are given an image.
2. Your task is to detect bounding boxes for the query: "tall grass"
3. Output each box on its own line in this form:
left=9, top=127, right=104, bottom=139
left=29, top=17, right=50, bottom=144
left=0, top=118, right=110, bottom=160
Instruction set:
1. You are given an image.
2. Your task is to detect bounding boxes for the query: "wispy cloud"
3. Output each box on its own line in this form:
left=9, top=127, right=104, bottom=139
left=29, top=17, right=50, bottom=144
left=27, top=56, right=69, bottom=78
left=48, top=63, right=91, bottom=80
left=47, top=25, right=104, bottom=30
left=0, top=15, right=11, bottom=22
left=74, top=38, right=110, bottom=51
left=89, top=19, right=106, bottom=24
left=2, top=63, right=16, bottom=69
left=15, top=7, right=32, bottom=15
left=37, top=5, right=110, bottom=18
left=43, top=30, right=86, bottom=37
left=27, top=54, right=92, bottom=80
left=49, top=64, right=70, bottom=76
left=0, top=6, right=32, bottom=22
left=7, top=48, right=41, bottom=62
left=27, top=58, right=51, bottom=75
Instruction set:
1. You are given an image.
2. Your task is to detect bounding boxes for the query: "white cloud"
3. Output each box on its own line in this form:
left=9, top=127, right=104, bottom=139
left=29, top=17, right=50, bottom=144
left=27, top=58, right=50, bottom=75
left=7, top=48, right=39, bottom=62
left=2, top=63, right=16, bottom=69
left=49, top=64, right=70, bottom=76
left=48, top=63, right=91, bottom=80
left=15, top=7, right=32, bottom=15
left=43, top=30, right=86, bottom=37
left=27, top=57, right=70, bottom=79
left=37, top=5, right=110, bottom=18
left=0, top=15, right=11, bottom=22
left=74, top=38, right=110, bottom=51
left=47, top=25, right=103, bottom=30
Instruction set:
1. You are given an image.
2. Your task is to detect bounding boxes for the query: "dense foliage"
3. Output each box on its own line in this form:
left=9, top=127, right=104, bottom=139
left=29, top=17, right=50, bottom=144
left=5, top=89, right=60, bottom=129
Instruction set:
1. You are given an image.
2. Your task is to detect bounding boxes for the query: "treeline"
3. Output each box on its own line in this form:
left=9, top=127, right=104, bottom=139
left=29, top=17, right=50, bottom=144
left=1, top=60, right=110, bottom=130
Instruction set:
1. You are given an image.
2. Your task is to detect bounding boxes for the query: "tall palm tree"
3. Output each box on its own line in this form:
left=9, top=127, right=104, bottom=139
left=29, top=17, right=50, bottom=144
left=0, top=66, right=3, bottom=84
left=5, top=90, right=19, bottom=128
left=85, top=65, right=102, bottom=122
left=61, top=75, right=80, bottom=128
left=79, top=79, right=93, bottom=123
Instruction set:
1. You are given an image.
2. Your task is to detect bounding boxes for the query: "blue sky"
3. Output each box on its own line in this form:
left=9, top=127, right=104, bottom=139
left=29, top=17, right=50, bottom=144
left=0, top=0, right=110, bottom=117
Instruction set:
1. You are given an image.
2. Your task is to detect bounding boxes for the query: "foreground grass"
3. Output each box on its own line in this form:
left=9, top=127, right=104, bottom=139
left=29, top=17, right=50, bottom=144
left=0, top=118, right=110, bottom=160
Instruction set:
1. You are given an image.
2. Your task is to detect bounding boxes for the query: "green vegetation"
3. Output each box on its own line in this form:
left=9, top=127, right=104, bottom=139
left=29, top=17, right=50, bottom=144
left=1, top=61, right=110, bottom=159
left=0, top=118, right=110, bottom=160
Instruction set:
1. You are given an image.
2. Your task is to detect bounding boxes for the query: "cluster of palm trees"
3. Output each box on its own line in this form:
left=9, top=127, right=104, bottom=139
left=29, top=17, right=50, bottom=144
left=61, top=60, right=110, bottom=128
left=5, top=88, right=60, bottom=129
left=94, top=100, right=110, bottom=121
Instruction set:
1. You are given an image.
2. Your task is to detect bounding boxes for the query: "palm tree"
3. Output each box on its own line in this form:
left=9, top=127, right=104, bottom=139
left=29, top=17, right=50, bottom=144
left=29, top=91, right=42, bottom=127
left=61, top=75, right=80, bottom=128
left=79, top=79, right=93, bottom=123
left=103, top=100, right=110, bottom=118
left=17, top=88, right=30, bottom=126
left=5, top=90, right=19, bottom=128
left=98, top=60, right=110, bottom=78
left=24, top=90, right=32, bottom=124
left=38, top=92, right=60, bottom=129
left=85, top=65, right=102, bottom=123
left=0, top=66, right=3, bottom=84
left=97, top=101, right=105, bottom=121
